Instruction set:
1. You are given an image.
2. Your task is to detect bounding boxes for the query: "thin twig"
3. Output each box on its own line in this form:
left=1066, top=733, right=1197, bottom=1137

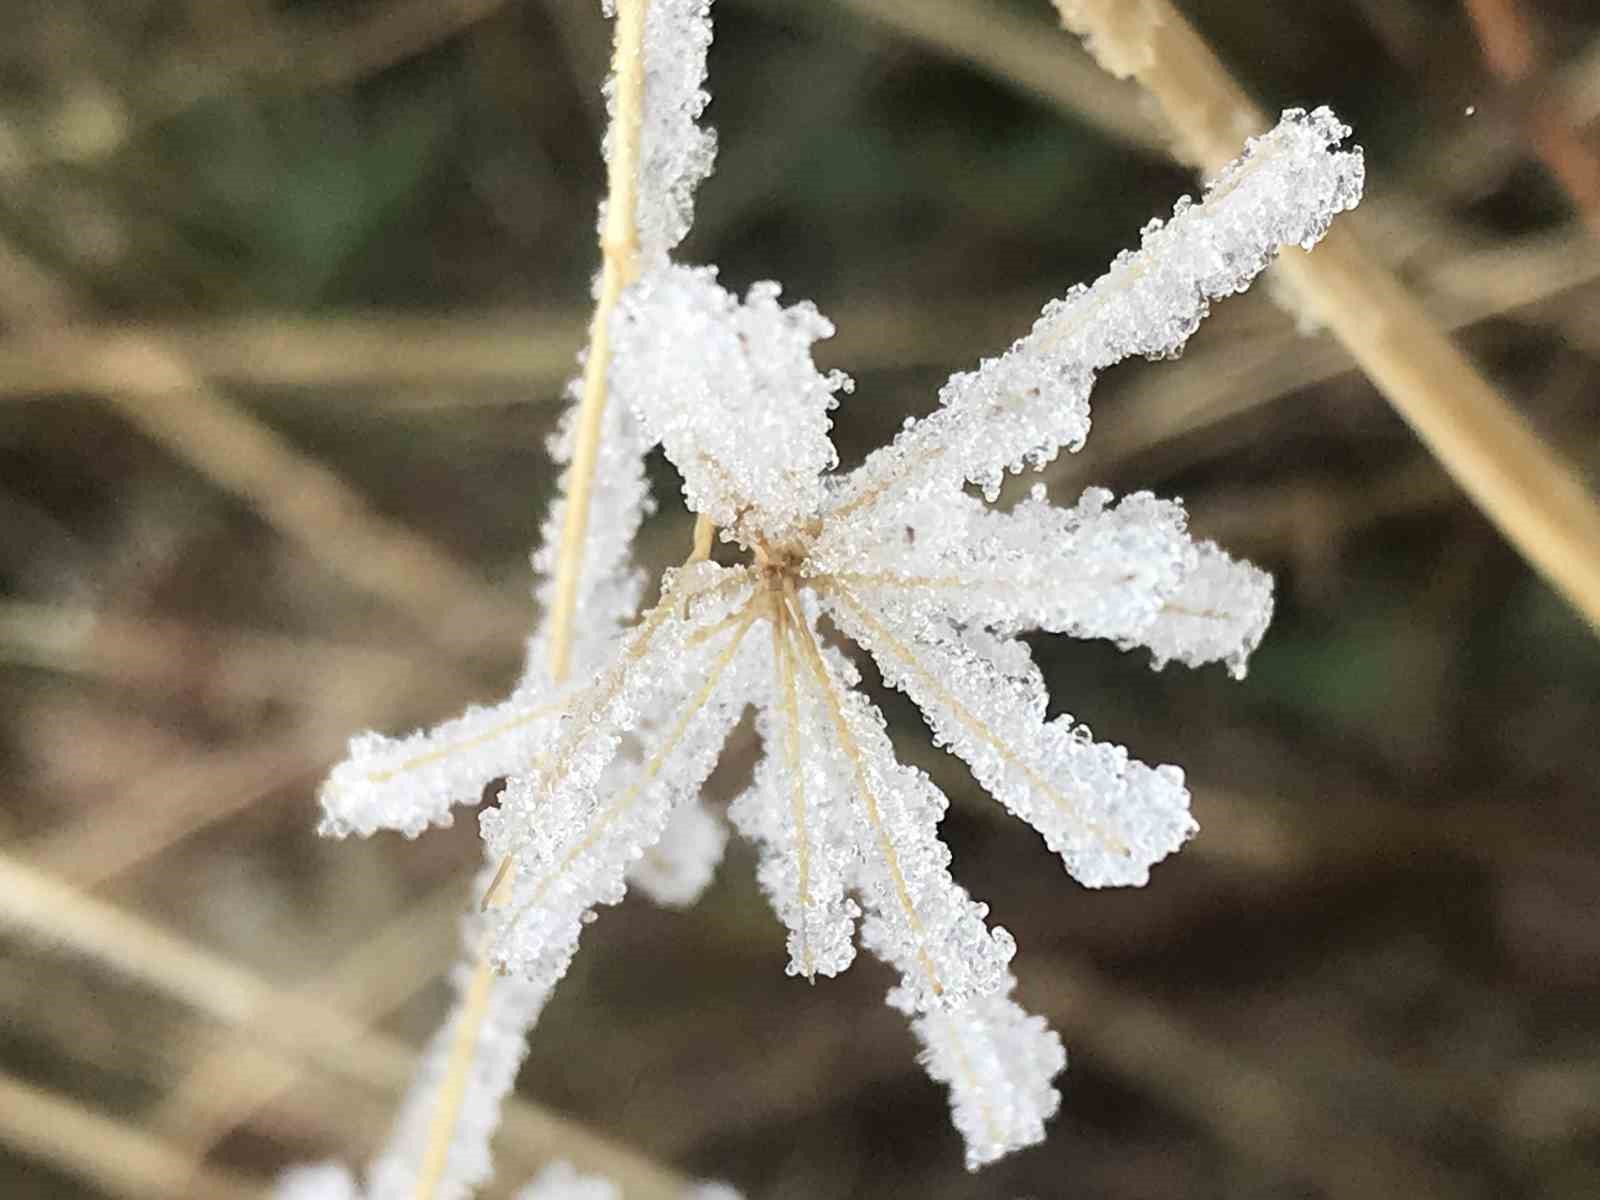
left=1051, top=0, right=1600, bottom=635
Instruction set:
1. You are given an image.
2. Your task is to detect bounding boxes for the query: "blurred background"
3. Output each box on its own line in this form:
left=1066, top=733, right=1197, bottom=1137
left=3, top=0, right=1599, bottom=1197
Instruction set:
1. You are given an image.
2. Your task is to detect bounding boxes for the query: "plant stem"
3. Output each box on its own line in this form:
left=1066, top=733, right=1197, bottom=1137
left=410, top=3, right=651, bottom=1197
left=546, top=0, right=650, bottom=685
left=1053, top=0, right=1600, bottom=634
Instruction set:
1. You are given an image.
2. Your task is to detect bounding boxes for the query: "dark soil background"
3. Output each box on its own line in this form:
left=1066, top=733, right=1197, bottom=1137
left=2, top=1, right=1599, bottom=1197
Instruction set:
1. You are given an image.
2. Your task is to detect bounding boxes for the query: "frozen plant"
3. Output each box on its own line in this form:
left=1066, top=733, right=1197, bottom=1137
left=313, top=0, right=1366, bottom=1182
left=472, top=107, right=1359, bottom=1170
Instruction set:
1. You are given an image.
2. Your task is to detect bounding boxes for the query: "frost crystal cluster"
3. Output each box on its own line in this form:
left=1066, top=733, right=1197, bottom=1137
left=308, top=0, right=1365, bottom=1183
left=272, top=1159, right=741, bottom=1200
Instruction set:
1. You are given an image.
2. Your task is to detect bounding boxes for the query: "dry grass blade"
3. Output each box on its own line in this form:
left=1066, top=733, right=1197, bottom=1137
left=0, top=232, right=524, bottom=661
left=1046, top=956, right=1477, bottom=1199
left=151, top=880, right=466, bottom=1156
left=0, top=852, right=689, bottom=1199
left=0, top=1069, right=262, bottom=1200
left=26, top=733, right=332, bottom=889
left=1052, top=0, right=1600, bottom=635
left=809, top=0, right=1164, bottom=152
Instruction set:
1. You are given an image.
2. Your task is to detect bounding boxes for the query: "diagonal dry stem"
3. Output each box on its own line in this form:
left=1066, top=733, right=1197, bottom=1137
left=0, top=235, right=524, bottom=663
left=0, top=852, right=688, bottom=1199
left=1052, top=0, right=1600, bottom=635
left=0, top=1070, right=260, bottom=1200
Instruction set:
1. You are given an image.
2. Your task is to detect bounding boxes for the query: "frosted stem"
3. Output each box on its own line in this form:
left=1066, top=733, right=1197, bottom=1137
left=410, top=5, right=649, bottom=1196
left=409, top=954, right=496, bottom=1200
left=547, top=0, right=650, bottom=682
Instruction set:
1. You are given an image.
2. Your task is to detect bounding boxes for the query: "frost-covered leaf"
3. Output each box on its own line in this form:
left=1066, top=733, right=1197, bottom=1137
left=318, top=687, right=560, bottom=840
left=730, top=629, right=863, bottom=981
left=902, top=974, right=1067, bottom=1170
left=829, top=107, right=1364, bottom=511
left=784, top=630, right=1015, bottom=1012
left=812, top=485, right=1193, bottom=640
left=1136, top=540, right=1275, bottom=678
left=824, top=588, right=1193, bottom=888
left=481, top=563, right=765, bottom=984
left=611, top=264, right=850, bottom=541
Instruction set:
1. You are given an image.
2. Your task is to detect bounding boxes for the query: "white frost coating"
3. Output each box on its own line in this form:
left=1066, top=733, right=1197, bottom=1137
left=330, top=100, right=1363, bottom=1174
left=481, top=564, right=765, bottom=983
left=628, top=792, right=729, bottom=906
left=731, top=648, right=863, bottom=981
left=366, top=864, right=554, bottom=1200
left=792, top=642, right=1016, bottom=1013
left=1136, top=540, right=1275, bottom=679
left=811, top=485, right=1194, bottom=642
left=318, top=688, right=559, bottom=839
left=900, top=975, right=1067, bottom=1170
left=316, top=0, right=715, bottom=843
left=611, top=264, right=850, bottom=541
left=274, top=1163, right=361, bottom=1200
left=529, top=376, right=656, bottom=686
left=827, top=591, right=1193, bottom=888
left=514, top=1161, right=619, bottom=1200
left=512, top=1162, right=745, bottom=1200
left=607, top=0, right=717, bottom=267
left=832, top=107, right=1364, bottom=509
left=316, top=391, right=650, bottom=842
